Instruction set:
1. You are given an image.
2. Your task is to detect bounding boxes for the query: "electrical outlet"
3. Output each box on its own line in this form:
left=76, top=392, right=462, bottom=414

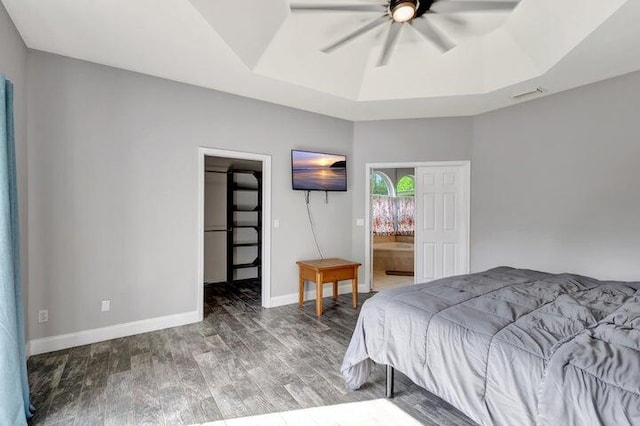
left=38, top=310, right=48, bottom=323
left=101, top=300, right=111, bottom=312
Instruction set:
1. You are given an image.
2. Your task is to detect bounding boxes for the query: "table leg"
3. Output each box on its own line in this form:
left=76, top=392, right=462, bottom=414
left=352, top=267, right=359, bottom=309
left=332, top=281, right=338, bottom=300
left=298, top=270, right=304, bottom=307
left=316, top=272, right=323, bottom=316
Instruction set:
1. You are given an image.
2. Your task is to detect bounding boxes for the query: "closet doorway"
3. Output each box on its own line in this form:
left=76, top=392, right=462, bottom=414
left=197, top=148, right=272, bottom=322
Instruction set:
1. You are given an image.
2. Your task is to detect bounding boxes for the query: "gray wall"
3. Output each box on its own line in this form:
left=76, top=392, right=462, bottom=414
left=471, top=70, right=640, bottom=281
left=26, top=51, right=353, bottom=339
left=351, top=118, right=473, bottom=271
left=0, top=2, right=28, bottom=330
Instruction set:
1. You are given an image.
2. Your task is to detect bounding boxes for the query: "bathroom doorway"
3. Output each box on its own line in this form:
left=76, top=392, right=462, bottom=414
left=365, top=161, right=471, bottom=292
left=370, top=167, right=416, bottom=290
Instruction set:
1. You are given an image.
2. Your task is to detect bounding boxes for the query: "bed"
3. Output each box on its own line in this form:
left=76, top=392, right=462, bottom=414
left=341, top=267, right=640, bottom=426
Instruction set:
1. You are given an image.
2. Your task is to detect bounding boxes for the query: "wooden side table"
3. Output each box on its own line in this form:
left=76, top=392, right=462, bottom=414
left=296, top=258, right=361, bottom=316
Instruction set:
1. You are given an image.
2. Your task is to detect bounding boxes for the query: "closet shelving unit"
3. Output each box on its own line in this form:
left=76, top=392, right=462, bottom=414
left=226, top=169, right=262, bottom=284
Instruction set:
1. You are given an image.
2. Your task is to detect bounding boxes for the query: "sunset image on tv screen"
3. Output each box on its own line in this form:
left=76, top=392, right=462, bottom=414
left=292, top=151, right=346, bottom=191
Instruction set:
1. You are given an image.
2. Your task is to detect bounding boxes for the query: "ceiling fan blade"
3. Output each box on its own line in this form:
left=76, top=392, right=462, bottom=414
left=291, top=4, right=385, bottom=13
left=377, top=21, right=402, bottom=67
left=434, top=1, right=519, bottom=13
left=322, top=15, right=388, bottom=53
left=411, top=17, right=455, bottom=52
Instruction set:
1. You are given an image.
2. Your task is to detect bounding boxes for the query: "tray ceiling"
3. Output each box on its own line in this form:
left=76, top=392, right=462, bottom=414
left=2, top=0, right=640, bottom=120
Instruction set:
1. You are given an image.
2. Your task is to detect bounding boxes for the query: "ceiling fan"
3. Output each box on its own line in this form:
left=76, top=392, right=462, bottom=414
left=290, top=0, right=520, bottom=66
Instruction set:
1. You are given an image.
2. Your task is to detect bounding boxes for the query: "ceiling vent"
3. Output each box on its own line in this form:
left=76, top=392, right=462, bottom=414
left=511, top=87, right=545, bottom=100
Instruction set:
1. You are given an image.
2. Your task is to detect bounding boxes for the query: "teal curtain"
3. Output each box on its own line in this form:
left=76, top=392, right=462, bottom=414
left=0, top=74, right=32, bottom=425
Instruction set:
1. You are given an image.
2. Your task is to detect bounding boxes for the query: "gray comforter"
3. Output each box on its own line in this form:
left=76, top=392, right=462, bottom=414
left=341, top=267, right=640, bottom=426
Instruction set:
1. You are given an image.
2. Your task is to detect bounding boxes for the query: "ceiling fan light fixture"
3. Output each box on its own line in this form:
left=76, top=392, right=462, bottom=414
left=390, top=0, right=417, bottom=23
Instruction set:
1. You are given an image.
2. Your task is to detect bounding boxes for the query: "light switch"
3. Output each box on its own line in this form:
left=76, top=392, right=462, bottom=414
left=101, top=300, right=111, bottom=312
left=273, top=219, right=280, bottom=228
left=356, top=218, right=364, bottom=226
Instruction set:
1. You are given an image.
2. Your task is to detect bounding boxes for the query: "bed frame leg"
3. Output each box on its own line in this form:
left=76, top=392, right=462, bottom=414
left=385, top=365, right=395, bottom=398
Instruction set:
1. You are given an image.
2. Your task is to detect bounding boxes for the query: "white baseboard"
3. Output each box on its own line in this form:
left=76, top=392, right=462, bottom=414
left=269, top=282, right=370, bottom=308
left=26, top=282, right=372, bottom=355
left=27, top=310, right=199, bottom=356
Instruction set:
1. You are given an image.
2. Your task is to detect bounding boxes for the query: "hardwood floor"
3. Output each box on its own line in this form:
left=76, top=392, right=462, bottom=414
left=27, top=281, right=476, bottom=425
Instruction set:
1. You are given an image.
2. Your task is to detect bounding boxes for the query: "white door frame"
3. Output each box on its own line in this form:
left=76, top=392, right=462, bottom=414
left=364, top=161, right=470, bottom=291
left=197, top=147, right=272, bottom=321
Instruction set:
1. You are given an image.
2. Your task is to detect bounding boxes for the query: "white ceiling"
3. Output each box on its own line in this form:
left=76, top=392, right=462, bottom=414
left=3, top=0, right=640, bottom=120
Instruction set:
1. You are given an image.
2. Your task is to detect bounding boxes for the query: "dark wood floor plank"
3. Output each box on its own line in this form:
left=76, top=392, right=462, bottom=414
left=44, top=375, right=83, bottom=424
left=170, top=338, right=216, bottom=420
left=152, top=355, right=181, bottom=390
left=283, top=382, right=325, bottom=409
left=129, top=333, right=151, bottom=356
left=83, top=352, right=110, bottom=391
left=245, top=364, right=302, bottom=412
left=105, top=370, right=133, bottom=418
left=158, top=385, right=195, bottom=426
left=90, top=341, right=112, bottom=358
left=104, top=410, right=134, bottom=426
left=196, top=396, right=224, bottom=423
left=27, top=352, right=68, bottom=422
left=74, top=388, right=106, bottom=426
left=209, top=383, right=251, bottom=419
left=129, top=352, right=152, bottom=371
left=218, top=356, right=275, bottom=416
left=131, top=366, right=165, bottom=426
left=108, top=338, right=131, bottom=375
left=59, top=345, right=90, bottom=382
left=193, top=351, right=251, bottom=418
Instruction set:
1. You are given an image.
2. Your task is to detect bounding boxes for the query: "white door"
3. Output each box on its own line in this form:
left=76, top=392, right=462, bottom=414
left=415, top=164, right=469, bottom=282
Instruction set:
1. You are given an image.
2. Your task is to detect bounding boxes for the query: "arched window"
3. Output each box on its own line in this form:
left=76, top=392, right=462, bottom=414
left=396, top=175, right=415, bottom=196
left=371, top=171, right=395, bottom=196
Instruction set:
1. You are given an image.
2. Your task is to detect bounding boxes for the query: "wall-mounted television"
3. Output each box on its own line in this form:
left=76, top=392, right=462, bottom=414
left=291, top=150, right=347, bottom=191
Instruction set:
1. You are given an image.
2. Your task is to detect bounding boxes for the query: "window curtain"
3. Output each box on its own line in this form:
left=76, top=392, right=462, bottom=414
left=372, top=195, right=395, bottom=235
left=395, top=196, right=415, bottom=235
left=0, top=75, right=32, bottom=425
left=371, top=195, right=415, bottom=236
